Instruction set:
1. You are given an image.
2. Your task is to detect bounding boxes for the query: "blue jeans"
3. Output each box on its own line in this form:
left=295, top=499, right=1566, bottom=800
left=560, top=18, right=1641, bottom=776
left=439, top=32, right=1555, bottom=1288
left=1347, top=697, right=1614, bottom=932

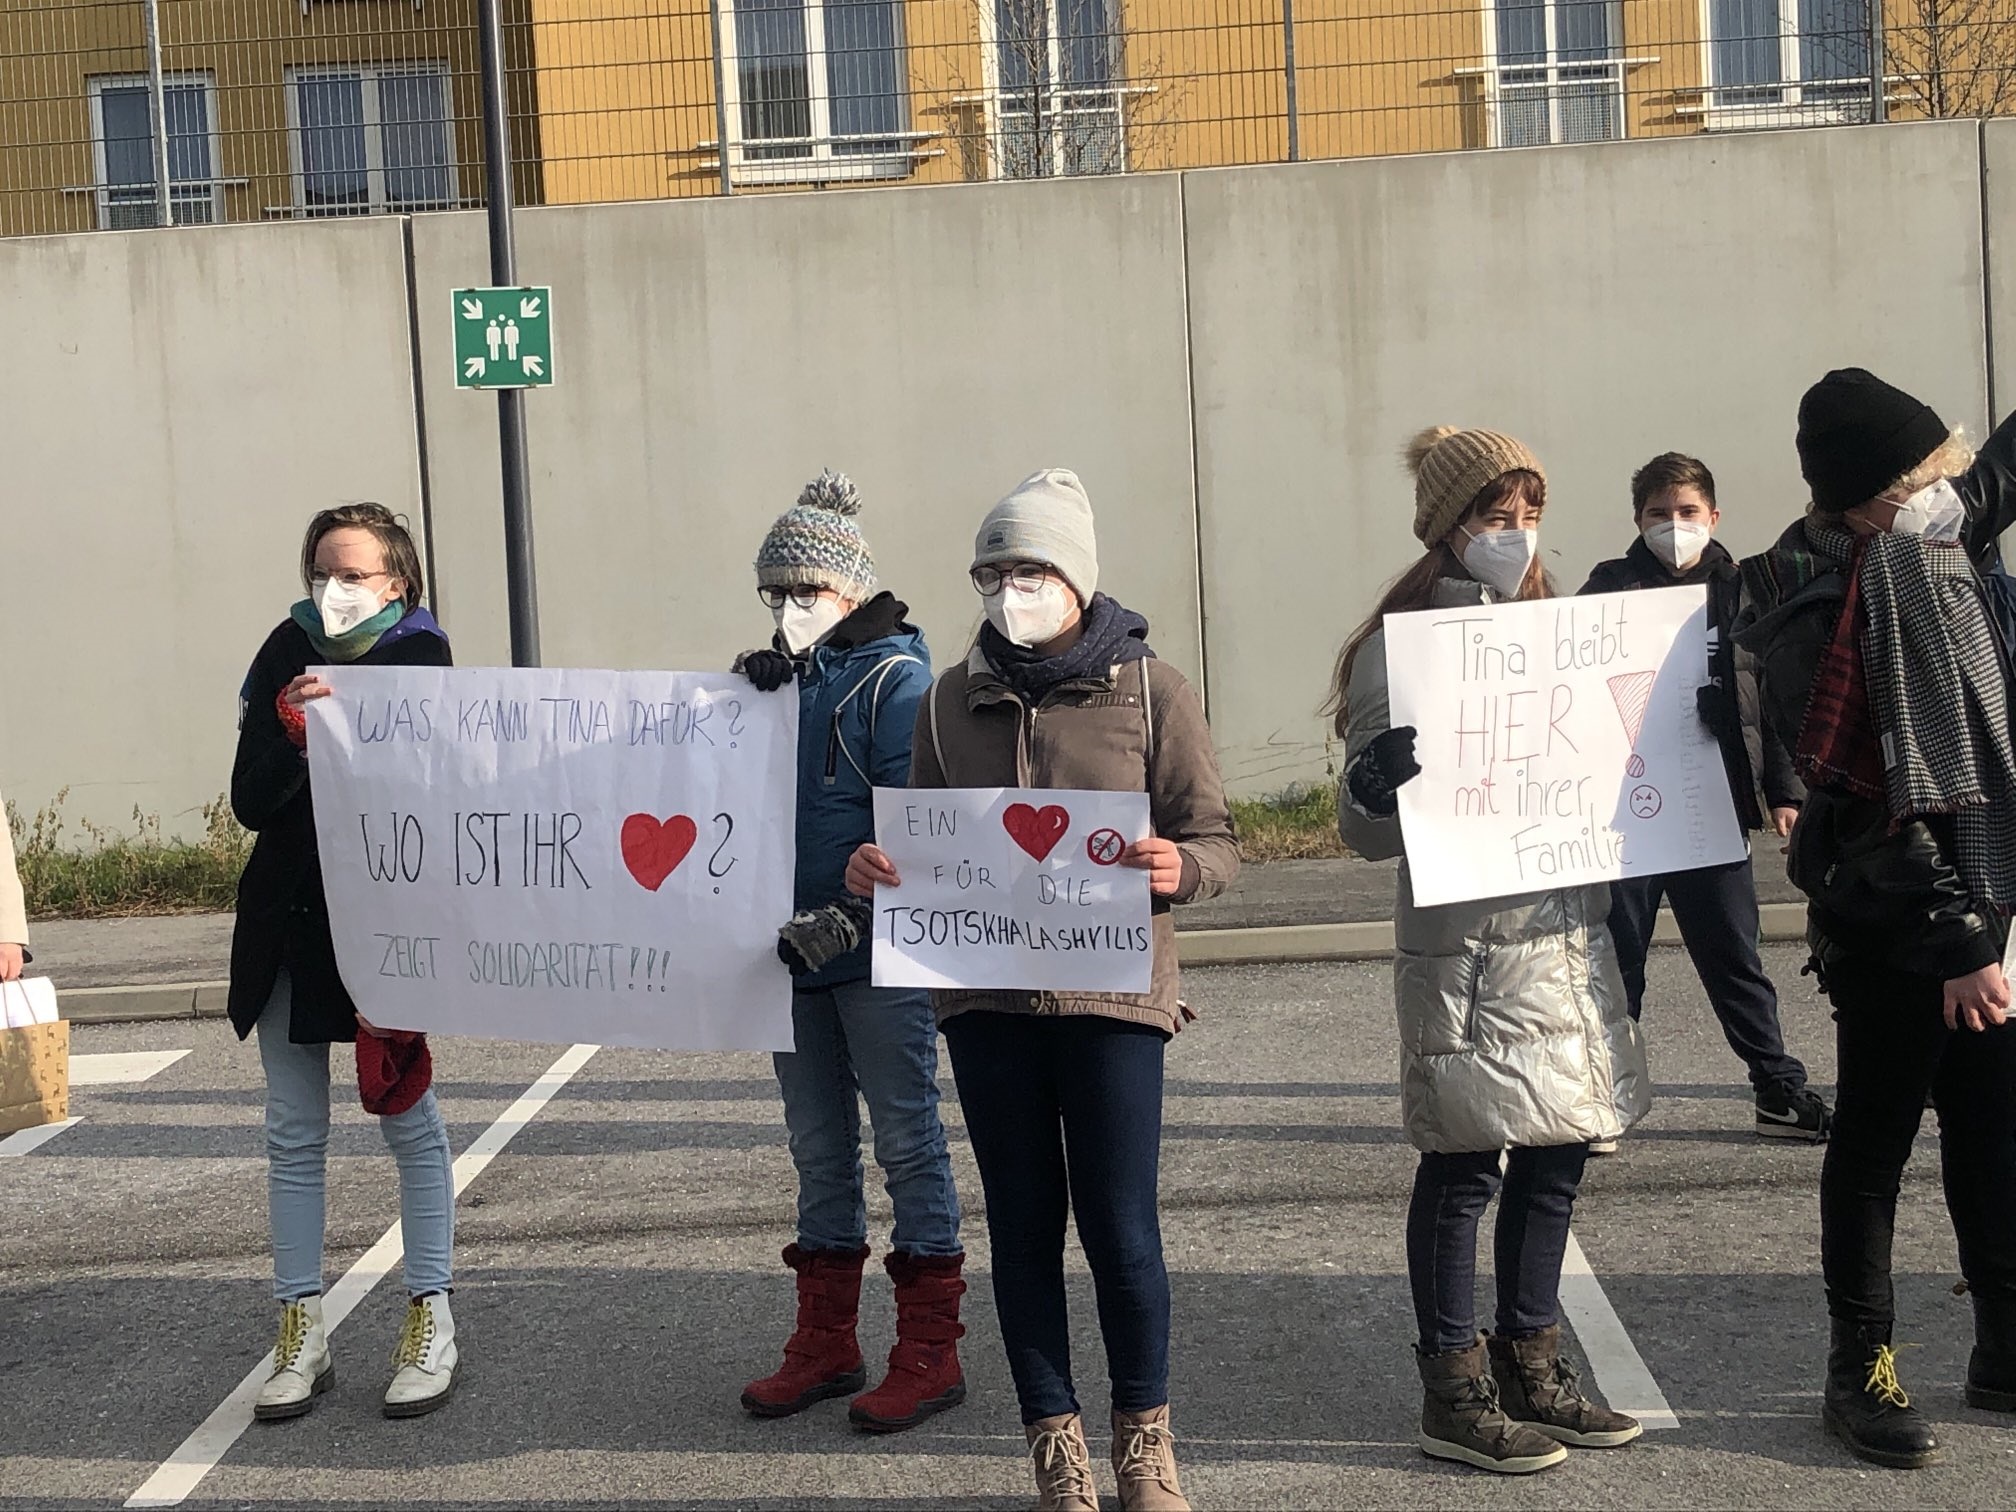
left=942, top=1011, right=1170, bottom=1422
left=772, top=980, right=960, bottom=1256
left=256, top=972, right=455, bottom=1301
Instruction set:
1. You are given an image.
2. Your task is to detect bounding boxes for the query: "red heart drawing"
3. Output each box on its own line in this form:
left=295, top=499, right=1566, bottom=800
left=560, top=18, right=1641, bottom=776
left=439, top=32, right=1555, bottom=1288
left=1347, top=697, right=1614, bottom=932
left=1003, top=802, right=1071, bottom=861
left=621, top=813, right=698, bottom=891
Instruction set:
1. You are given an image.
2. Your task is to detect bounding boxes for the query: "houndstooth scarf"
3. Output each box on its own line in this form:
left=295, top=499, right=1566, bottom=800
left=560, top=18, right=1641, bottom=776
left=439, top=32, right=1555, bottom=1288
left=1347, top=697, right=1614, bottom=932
left=1800, top=518, right=2016, bottom=914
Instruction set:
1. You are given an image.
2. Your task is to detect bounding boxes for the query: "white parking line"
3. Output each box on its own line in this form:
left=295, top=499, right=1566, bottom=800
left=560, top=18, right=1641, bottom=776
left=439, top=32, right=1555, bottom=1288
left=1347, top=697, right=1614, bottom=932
left=71, top=1050, right=193, bottom=1086
left=1560, top=1231, right=1680, bottom=1430
left=123, top=1042, right=601, bottom=1509
left=0, top=1118, right=81, bottom=1157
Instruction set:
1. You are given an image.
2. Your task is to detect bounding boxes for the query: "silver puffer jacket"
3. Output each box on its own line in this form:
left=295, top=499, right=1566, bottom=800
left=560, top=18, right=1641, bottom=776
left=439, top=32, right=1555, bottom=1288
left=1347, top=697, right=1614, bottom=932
left=1340, top=577, right=1651, bottom=1154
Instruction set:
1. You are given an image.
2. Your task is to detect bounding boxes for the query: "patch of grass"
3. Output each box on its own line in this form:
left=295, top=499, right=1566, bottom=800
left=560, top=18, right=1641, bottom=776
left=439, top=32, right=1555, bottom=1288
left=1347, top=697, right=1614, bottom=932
left=1230, top=781, right=1346, bottom=862
left=10, top=788, right=250, bottom=920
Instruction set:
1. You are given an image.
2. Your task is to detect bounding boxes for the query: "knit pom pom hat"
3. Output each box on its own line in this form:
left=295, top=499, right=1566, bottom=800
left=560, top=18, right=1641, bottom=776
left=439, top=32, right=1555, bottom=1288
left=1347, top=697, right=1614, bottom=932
left=1406, top=425, right=1546, bottom=546
left=754, top=470, right=878, bottom=602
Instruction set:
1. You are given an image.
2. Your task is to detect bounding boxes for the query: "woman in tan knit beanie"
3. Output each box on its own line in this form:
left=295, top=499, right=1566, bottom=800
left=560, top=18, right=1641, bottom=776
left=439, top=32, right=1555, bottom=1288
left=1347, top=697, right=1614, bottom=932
left=1323, top=427, right=1650, bottom=1477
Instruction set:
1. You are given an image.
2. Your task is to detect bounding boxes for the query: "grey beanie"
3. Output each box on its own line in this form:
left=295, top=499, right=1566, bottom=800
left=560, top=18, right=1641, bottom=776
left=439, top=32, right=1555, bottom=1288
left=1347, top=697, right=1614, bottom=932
left=971, top=468, right=1099, bottom=602
left=753, top=470, right=877, bottom=602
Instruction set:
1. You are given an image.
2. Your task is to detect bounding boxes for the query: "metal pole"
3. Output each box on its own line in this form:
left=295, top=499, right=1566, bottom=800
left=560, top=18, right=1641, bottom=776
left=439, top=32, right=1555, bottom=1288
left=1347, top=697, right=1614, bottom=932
left=477, top=0, right=542, bottom=667
left=707, top=0, right=734, bottom=195
left=141, top=0, right=173, bottom=226
left=1867, top=0, right=1886, bottom=123
left=1283, top=0, right=1299, bottom=162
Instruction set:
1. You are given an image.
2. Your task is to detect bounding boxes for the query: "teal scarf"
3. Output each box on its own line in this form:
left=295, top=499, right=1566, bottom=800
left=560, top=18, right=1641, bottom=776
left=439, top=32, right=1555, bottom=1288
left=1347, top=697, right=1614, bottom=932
left=290, top=598, right=405, bottom=662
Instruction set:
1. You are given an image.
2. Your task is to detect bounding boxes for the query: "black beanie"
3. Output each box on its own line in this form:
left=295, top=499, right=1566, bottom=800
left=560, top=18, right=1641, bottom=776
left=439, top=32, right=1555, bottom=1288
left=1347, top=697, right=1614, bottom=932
left=1796, top=368, right=1950, bottom=513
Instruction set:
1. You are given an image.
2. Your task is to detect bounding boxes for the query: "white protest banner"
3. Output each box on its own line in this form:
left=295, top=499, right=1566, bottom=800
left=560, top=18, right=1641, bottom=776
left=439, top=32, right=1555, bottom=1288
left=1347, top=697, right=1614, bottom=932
left=871, top=787, right=1153, bottom=993
left=1384, top=585, right=1746, bottom=908
left=306, top=667, right=797, bottom=1050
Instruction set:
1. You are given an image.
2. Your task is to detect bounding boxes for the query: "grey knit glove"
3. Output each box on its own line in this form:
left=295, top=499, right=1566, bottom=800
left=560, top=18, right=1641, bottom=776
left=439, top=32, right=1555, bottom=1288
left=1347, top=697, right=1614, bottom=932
left=777, top=896, right=875, bottom=976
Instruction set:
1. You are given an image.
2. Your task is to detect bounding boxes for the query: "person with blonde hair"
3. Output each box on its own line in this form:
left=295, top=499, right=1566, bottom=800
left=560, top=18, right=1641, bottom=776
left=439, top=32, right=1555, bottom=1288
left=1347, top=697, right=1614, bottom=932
left=1328, top=427, right=1647, bottom=1476
left=1737, top=369, right=2016, bottom=1469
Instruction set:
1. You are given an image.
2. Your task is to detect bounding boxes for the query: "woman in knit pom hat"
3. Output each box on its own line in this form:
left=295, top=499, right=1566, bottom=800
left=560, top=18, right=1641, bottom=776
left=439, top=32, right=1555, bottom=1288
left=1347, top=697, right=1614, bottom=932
left=1735, top=370, right=2016, bottom=1470
left=732, top=470, right=968, bottom=1435
left=845, top=468, right=1240, bottom=1512
left=1325, top=428, right=1648, bottom=1476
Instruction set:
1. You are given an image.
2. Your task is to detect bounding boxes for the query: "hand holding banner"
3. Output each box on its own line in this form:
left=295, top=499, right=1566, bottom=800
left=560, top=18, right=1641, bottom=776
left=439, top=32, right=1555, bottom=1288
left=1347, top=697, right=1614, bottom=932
left=1383, top=585, right=1746, bottom=907
left=871, top=787, right=1153, bottom=992
left=307, top=666, right=798, bottom=1049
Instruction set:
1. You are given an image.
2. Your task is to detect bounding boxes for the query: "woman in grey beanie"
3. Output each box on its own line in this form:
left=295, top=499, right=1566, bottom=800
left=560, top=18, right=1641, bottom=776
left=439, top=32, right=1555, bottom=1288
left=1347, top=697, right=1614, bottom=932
left=846, top=468, right=1240, bottom=1512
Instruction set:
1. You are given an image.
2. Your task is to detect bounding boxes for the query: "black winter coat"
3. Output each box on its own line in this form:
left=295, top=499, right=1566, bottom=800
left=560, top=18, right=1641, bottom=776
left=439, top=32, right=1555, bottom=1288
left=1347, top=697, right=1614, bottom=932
left=1734, top=408, right=2016, bottom=980
left=227, top=615, right=452, bottom=1044
left=1579, top=536, right=1803, bottom=833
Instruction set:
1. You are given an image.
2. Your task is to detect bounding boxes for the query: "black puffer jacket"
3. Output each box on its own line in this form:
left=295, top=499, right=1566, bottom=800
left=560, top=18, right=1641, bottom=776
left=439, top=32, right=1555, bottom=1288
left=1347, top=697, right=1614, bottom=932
left=1581, top=536, right=1802, bottom=833
left=1733, top=409, right=2016, bottom=980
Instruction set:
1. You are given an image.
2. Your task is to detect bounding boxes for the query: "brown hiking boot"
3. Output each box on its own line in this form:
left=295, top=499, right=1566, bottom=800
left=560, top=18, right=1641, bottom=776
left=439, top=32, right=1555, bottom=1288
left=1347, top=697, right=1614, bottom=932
left=1488, top=1327, right=1643, bottom=1447
left=1112, top=1404, right=1190, bottom=1511
left=1025, top=1413, right=1100, bottom=1512
left=1417, top=1338, right=1569, bottom=1474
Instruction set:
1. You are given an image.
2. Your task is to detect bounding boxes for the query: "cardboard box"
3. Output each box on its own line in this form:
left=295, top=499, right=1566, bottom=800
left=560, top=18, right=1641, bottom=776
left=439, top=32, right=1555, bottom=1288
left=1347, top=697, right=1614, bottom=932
left=0, top=1018, right=69, bottom=1137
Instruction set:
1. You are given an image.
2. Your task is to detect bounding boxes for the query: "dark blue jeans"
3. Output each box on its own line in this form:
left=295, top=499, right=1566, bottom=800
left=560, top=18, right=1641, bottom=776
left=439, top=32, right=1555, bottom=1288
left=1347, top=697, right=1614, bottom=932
left=1406, top=1144, right=1589, bottom=1354
left=1607, top=857, right=1807, bottom=1095
left=942, top=1010, right=1170, bottom=1423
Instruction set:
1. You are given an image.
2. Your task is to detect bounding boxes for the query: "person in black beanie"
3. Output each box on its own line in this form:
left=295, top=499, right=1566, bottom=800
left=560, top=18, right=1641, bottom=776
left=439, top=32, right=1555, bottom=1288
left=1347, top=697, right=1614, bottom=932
left=1581, top=454, right=1829, bottom=1145
left=1736, top=368, right=2016, bottom=1470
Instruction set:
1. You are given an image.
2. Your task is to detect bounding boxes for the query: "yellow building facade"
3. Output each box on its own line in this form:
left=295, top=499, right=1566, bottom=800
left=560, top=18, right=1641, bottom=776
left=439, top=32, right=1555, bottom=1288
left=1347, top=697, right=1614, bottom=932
left=3, top=0, right=2008, bottom=235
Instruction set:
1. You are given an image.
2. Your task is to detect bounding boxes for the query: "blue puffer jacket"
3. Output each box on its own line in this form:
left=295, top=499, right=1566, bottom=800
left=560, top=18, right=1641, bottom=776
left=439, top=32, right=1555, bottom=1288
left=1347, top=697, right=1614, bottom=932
left=786, top=594, right=931, bottom=989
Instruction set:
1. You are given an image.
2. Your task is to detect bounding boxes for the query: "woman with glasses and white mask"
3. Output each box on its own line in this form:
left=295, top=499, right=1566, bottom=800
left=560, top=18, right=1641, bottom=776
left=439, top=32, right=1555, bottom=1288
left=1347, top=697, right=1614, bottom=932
left=226, top=504, right=459, bottom=1422
left=846, top=469, right=1239, bottom=1512
left=731, top=472, right=966, bottom=1436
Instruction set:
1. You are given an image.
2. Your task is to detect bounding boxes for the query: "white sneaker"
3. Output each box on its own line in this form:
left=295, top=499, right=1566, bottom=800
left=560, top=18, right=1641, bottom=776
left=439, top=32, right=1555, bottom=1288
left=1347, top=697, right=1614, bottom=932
left=1588, top=1137, right=1620, bottom=1156
left=253, top=1296, right=333, bottom=1422
left=383, top=1292, right=458, bottom=1418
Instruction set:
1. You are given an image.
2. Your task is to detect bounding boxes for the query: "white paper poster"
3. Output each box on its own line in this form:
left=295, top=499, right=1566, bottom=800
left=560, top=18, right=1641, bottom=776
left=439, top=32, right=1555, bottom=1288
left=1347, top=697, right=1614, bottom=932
left=306, top=666, right=798, bottom=1049
left=1383, top=585, right=1746, bottom=908
left=871, top=787, right=1154, bottom=993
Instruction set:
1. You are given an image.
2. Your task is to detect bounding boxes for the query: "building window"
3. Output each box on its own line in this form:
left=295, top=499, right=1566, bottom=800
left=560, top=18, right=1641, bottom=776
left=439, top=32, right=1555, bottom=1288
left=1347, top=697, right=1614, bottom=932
left=991, top=0, right=1125, bottom=178
left=285, top=65, right=456, bottom=215
left=1486, top=0, right=1627, bottom=147
left=88, top=74, right=220, bottom=229
left=721, top=0, right=912, bottom=182
left=1708, top=0, right=1871, bottom=120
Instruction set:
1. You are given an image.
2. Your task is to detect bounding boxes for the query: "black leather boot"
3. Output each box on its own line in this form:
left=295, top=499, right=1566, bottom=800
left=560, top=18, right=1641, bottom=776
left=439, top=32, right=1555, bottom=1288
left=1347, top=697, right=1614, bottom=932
left=1968, top=1290, right=2016, bottom=1412
left=1823, top=1319, right=1939, bottom=1468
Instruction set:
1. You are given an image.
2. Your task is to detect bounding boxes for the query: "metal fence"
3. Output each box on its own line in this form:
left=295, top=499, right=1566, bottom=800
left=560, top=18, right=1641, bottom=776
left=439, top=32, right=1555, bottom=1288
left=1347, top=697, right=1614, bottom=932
left=5, top=0, right=2015, bottom=237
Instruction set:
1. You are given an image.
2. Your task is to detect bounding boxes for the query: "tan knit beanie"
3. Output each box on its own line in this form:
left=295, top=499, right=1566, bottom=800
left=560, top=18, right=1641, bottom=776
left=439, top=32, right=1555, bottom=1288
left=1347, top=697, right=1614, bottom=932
left=1406, top=426, right=1546, bottom=546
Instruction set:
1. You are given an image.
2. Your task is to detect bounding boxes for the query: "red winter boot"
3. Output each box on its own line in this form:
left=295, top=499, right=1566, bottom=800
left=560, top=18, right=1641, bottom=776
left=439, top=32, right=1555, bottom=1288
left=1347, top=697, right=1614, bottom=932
left=740, top=1244, right=870, bottom=1417
left=849, top=1251, right=968, bottom=1432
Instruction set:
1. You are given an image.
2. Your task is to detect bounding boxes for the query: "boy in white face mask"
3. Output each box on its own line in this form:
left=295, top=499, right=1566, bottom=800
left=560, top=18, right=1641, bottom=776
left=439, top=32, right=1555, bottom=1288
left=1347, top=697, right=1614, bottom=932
left=732, top=471, right=967, bottom=1434
left=1579, top=454, right=1828, bottom=1146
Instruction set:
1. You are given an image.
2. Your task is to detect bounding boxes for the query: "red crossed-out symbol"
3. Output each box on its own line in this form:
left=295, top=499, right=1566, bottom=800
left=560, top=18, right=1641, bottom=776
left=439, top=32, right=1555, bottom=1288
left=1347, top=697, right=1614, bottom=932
left=1086, top=828, right=1126, bottom=866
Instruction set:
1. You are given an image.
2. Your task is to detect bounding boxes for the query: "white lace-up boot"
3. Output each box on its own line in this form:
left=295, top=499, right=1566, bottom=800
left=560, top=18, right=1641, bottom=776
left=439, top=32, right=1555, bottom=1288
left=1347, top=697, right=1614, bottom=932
left=253, top=1296, right=333, bottom=1422
left=383, top=1292, right=458, bottom=1418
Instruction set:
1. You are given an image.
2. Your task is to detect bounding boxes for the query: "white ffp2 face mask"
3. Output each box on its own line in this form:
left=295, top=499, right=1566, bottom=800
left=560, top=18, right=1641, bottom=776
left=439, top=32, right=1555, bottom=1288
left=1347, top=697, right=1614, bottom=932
left=1643, top=519, right=1713, bottom=572
left=985, top=580, right=1075, bottom=647
left=312, top=577, right=387, bottom=638
left=1459, top=526, right=1539, bottom=599
left=1889, top=477, right=1966, bottom=542
left=775, top=596, right=846, bottom=655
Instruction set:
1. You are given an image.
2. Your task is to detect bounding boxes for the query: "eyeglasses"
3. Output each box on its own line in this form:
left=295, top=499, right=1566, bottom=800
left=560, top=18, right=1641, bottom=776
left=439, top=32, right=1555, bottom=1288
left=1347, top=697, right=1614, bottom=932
left=758, top=585, right=827, bottom=611
left=970, top=563, right=1059, bottom=597
left=310, top=569, right=390, bottom=588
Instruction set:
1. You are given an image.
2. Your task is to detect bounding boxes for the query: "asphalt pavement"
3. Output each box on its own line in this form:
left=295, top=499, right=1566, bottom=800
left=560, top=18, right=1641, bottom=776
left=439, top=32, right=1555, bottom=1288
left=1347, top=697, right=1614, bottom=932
left=4, top=943, right=2013, bottom=1510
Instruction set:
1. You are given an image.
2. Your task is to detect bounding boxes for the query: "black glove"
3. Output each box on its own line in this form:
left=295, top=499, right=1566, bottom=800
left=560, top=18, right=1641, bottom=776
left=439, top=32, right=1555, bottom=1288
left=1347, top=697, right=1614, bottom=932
left=776, top=896, right=874, bottom=976
left=1346, top=725, right=1419, bottom=819
left=740, top=649, right=797, bottom=693
left=1695, top=681, right=1739, bottom=744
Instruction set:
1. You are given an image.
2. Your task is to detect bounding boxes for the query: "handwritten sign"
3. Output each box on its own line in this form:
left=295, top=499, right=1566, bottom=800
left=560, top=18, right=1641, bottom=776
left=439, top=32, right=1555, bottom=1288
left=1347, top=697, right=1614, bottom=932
left=306, top=667, right=798, bottom=1050
left=871, top=787, right=1153, bottom=992
left=1384, top=586, right=1745, bottom=908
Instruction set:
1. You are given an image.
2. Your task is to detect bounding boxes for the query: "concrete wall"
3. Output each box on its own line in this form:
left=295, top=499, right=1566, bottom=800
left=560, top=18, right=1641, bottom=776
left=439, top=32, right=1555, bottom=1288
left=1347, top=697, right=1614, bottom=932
left=0, top=217, right=425, bottom=835
left=1188, top=120, right=1994, bottom=792
left=5, top=121, right=2013, bottom=841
